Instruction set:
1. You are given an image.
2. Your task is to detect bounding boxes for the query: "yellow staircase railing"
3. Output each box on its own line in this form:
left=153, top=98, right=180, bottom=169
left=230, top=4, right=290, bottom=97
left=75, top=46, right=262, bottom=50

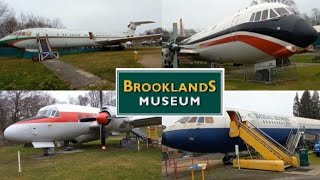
left=230, top=120, right=298, bottom=170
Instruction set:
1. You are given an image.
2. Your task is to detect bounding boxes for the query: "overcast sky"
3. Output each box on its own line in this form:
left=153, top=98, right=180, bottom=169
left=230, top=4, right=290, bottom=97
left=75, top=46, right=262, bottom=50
left=162, top=0, right=320, bottom=31
left=162, top=91, right=308, bottom=126
left=4, top=0, right=161, bottom=34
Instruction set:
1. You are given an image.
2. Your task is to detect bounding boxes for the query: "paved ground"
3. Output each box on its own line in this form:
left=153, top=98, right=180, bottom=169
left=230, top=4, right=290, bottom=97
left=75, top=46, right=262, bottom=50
left=162, top=154, right=320, bottom=180
left=42, top=59, right=102, bottom=89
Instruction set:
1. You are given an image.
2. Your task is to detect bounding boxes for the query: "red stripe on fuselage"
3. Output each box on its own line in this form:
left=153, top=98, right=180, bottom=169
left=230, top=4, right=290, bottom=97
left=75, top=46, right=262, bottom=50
left=16, top=112, right=96, bottom=124
left=200, top=34, right=295, bottom=58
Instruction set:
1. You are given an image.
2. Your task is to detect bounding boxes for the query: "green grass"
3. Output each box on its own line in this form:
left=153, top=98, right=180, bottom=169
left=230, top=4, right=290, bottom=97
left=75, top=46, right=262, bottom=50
left=0, top=47, right=160, bottom=90
left=226, top=64, right=320, bottom=90
left=0, top=137, right=161, bottom=180
left=290, top=55, right=314, bottom=63
left=226, top=55, right=320, bottom=90
left=60, top=47, right=160, bottom=90
left=0, top=57, right=70, bottom=90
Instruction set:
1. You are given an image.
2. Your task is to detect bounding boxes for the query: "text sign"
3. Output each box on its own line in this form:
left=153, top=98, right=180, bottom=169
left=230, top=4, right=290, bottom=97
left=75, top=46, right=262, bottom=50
left=117, top=68, right=224, bottom=116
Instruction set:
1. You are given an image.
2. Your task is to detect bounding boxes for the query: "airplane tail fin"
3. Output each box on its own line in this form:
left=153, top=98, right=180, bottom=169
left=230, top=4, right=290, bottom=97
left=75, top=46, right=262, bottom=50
left=127, top=21, right=155, bottom=37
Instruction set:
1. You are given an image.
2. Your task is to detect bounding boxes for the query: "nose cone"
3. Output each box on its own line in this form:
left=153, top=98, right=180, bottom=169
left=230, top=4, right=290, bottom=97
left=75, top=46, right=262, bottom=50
left=293, top=19, right=318, bottom=48
left=0, top=36, right=9, bottom=46
left=162, top=132, right=167, bottom=146
left=4, top=124, right=30, bottom=142
left=4, top=125, right=16, bottom=141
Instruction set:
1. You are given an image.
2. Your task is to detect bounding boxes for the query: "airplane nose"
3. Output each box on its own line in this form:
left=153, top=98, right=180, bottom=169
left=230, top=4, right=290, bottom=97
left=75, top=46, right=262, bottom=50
left=162, top=132, right=167, bottom=146
left=4, top=125, right=16, bottom=141
left=4, top=124, right=29, bottom=142
left=293, top=19, right=318, bottom=48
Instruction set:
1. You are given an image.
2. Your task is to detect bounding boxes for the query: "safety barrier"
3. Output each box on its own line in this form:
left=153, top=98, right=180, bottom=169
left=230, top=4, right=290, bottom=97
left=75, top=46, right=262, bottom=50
left=163, top=156, right=210, bottom=179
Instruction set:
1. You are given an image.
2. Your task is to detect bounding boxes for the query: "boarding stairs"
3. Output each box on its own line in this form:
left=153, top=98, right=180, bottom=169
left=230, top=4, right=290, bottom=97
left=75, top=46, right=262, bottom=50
left=37, top=34, right=59, bottom=61
left=230, top=117, right=298, bottom=172
left=285, top=127, right=304, bottom=154
left=131, top=128, right=148, bottom=142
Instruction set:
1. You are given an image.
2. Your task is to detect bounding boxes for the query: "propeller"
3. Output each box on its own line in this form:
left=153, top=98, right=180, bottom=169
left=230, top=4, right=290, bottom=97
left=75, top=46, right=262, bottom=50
left=163, top=23, right=181, bottom=68
left=79, top=91, right=111, bottom=150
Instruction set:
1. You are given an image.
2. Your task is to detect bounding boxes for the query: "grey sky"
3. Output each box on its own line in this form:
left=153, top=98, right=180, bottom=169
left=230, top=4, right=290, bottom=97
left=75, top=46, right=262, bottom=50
left=4, top=0, right=161, bottom=34
left=162, top=0, right=319, bottom=31
left=162, top=91, right=307, bottom=127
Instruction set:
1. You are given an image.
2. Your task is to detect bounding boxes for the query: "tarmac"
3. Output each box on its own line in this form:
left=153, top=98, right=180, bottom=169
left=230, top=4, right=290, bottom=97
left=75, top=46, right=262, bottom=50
left=42, top=59, right=102, bottom=89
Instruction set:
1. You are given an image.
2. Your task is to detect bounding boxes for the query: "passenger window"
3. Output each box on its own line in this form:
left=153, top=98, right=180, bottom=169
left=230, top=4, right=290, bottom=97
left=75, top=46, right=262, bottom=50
left=188, top=117, right=198, bottom=123
left=177, top=117, right=190, bottom=123
left=261, top=10, right=268, bottom=20
left=255, top=11, right=262, bottom=21
left=55, top=111, right=60, bottom=117
left=198, top=117, right=205, bottom=123
left=206, top=117, right=214, bottom=123
left=250, top=13, right=255, bottom=22
left=275, top=7, right=290, bottom=16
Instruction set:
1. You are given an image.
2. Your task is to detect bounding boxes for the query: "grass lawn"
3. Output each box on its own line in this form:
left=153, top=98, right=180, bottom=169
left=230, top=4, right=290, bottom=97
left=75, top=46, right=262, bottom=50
left=226, top=55, right=320, bottom=90
left=0, top=137, right=161, bottom=180
left=0, top=57, right=70, bottom=90
left=60, top=47, right=161, bottom=90
left=0, top=47, right=160, bottom=90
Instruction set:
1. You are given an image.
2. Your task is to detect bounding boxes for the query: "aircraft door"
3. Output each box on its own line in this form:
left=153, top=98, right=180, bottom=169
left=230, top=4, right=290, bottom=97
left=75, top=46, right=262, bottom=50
left=89, top=32, right=94, bottom=40
left=31, top=127, right=39, bottom=141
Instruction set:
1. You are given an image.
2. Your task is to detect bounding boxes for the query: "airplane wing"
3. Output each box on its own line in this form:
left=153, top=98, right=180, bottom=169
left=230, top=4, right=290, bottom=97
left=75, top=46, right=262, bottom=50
left=128, top=117, right=162, bottom=128
left=95, top=34, right=162, bottom=45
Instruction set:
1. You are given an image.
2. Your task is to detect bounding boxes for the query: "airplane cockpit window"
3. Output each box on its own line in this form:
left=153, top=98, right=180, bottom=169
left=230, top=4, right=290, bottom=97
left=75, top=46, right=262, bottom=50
left=177, top=117, right=190, bottom=123
left=10, top=31, right=20, bottom=36
left=250, top=13, right=255, bottom=22
left=274, top=7, right=290, bottom=16
left=261, top=10, right=269, bottom=20
left=270, top=9, right=278, bottom=18
left=254, top=11, right=262, bottom=21
left=36, top=108, right=60, bottom=117
left=205, top=117, right=214, bottom=123
left=198, top=117, right=205, bottom=123
left=188, top=117, right=198, bottom=123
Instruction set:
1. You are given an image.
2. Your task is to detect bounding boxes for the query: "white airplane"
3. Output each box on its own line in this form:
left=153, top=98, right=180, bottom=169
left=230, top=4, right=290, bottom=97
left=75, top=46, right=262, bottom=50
left=0, top=21, right=161, bottom=51
left=178, top=3, right=318, bottom=65
left=162, top=108, right=320, bottom=164
left=4, top=104, right=161, bottom=154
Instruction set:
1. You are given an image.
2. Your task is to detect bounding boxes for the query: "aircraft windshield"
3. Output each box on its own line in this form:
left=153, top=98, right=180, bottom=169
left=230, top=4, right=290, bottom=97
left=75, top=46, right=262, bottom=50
left=10, top=31, right=20, bottom=36
left=176, top=117, right=214, bottom=124
left=36, top=109, right=60, bottom=117
left=274, top=7, right=290, bottom=16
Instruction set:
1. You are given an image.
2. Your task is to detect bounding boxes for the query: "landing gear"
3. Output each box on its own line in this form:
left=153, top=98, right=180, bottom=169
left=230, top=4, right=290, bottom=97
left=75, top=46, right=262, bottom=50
left=120, top=132, right=135, bottom=149
left=276, top=58, right=291, bottom=67
left=42, top=148, right=55, bottom=156
left=223, top=155, right=236, bottom=165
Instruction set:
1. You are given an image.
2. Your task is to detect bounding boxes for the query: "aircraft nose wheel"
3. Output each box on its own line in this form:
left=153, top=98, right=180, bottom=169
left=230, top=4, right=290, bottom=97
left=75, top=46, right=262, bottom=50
left=223, top=155, right=236, bottom=165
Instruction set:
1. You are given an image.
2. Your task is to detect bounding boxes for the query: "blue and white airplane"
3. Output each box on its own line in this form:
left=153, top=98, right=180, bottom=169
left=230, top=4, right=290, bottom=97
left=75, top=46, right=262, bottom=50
left=162, top=108, right=320, bottom=163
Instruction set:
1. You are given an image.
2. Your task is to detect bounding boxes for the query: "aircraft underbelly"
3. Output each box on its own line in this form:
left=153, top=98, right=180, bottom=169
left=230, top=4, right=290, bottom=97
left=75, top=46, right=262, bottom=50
left=198, top=41, right=272, bottom=64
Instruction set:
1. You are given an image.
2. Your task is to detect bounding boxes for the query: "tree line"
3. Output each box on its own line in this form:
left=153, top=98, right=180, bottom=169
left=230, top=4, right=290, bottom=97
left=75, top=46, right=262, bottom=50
left=0, top=0, right=64, bottom=38
left=293, top=90, right=320, bottom=119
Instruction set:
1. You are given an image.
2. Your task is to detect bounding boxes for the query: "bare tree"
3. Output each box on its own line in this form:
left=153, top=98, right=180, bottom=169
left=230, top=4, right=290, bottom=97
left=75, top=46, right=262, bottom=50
left=86, top=91, right=101, bottom=108
left=78, top=95, right=89, bottom=106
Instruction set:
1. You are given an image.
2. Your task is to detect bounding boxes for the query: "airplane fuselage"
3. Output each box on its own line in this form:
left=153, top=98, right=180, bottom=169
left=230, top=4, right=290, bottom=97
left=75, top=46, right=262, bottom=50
left=182, top=3, right=318, bottom=64
left=3, top=104, right=131, bottom=144
left=0, top=28, right=123, bottom=50
left=162, top=108, right=320, bottom=153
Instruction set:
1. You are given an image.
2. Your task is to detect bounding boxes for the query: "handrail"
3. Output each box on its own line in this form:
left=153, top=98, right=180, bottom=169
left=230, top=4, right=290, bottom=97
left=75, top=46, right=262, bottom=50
left=244, top=120, right=294, bottom=156
left=286, top=129, right=293, bottom=146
